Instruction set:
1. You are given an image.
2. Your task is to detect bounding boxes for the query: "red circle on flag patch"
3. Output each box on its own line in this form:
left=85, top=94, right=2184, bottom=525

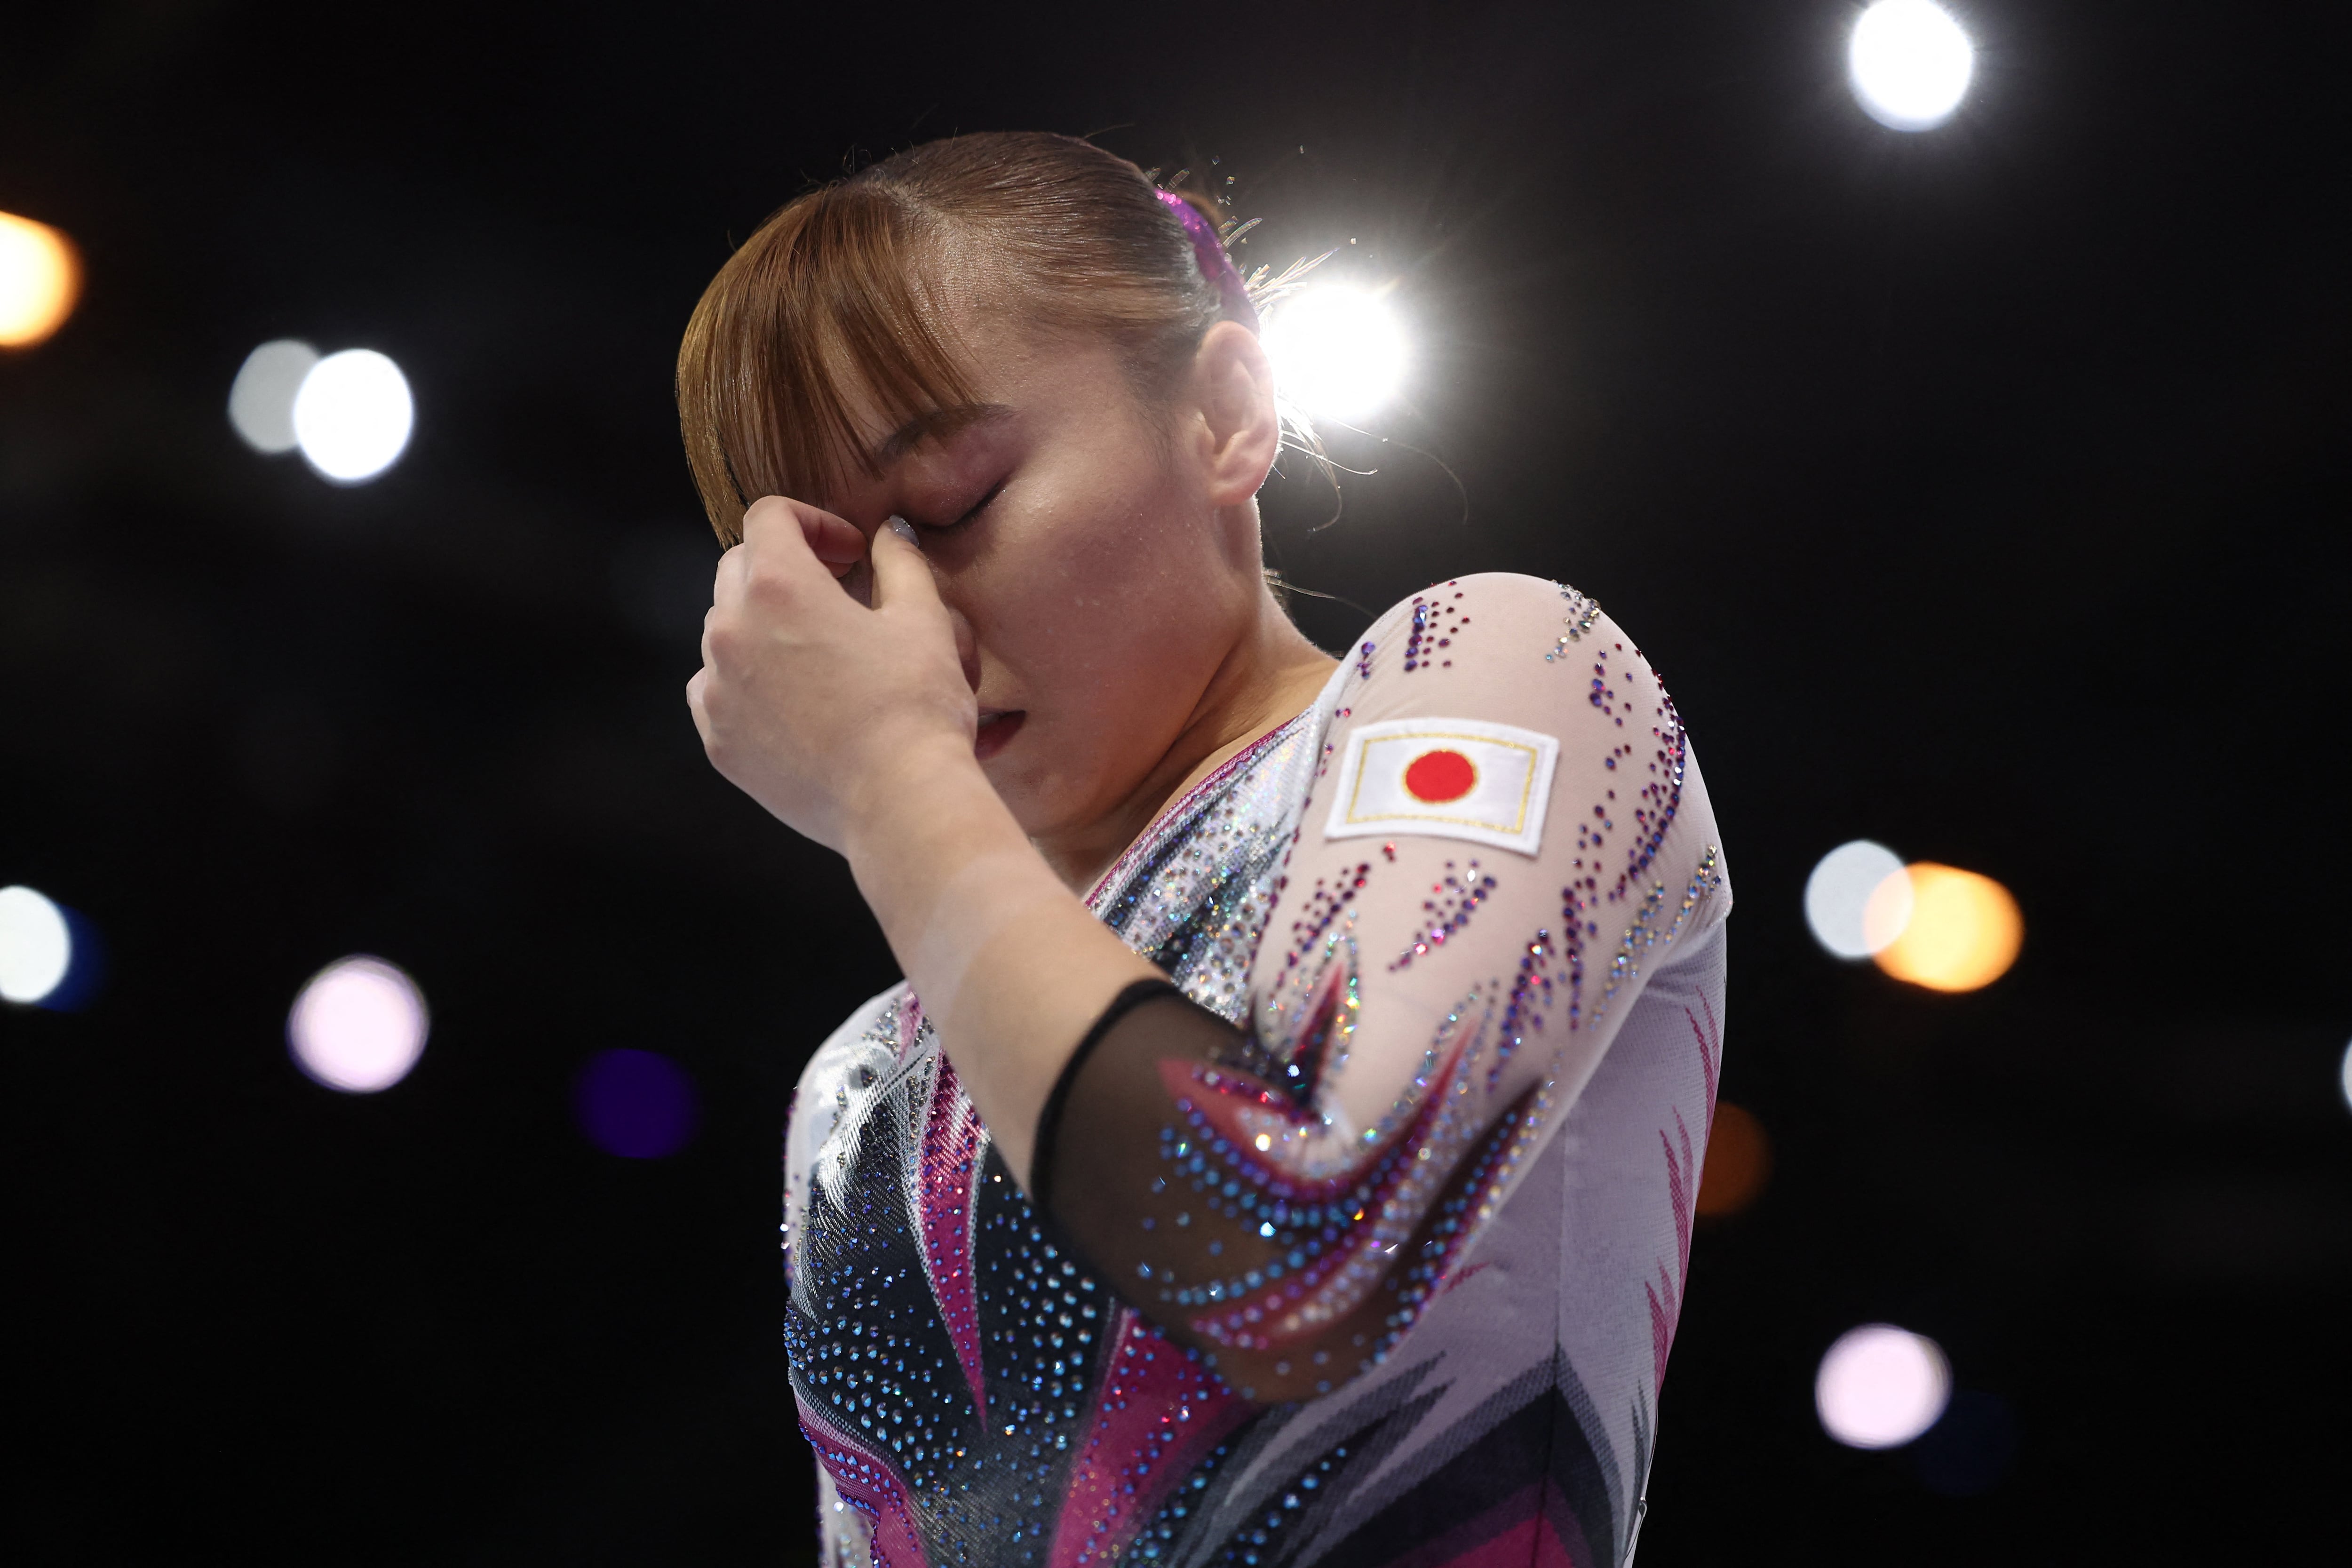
left=1403, top=748, right=1478, bottom=804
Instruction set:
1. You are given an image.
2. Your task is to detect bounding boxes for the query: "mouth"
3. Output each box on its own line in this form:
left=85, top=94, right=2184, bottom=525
left=974, top=709, right=1026, bottom=761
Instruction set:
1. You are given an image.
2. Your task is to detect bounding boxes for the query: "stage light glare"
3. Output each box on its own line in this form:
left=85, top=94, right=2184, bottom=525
left=292, top=349, right=413, bottom=482
left=0, top=885, right=72, bottom=1005
left=1849, top=0, right=1975, bottom=131
left=1816, top=1323, right=1951, bottom=1449
left=1261, top=285, right=1408, bottom=422
left=1870, top=862, right=2021, bottom=992
left=229, top=340, right=321, bottom=454
left=288, top=955, right=429, bottom=1093
left=1804, top=840, right=1911, bottom=958
left=0, top=210, right=81, bottom=348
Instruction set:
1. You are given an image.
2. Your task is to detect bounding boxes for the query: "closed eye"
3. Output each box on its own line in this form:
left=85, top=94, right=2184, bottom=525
left=920, top=479, right=1006, bottom=535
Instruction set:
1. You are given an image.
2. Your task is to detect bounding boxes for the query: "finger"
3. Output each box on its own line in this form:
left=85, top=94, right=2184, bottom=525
left=802, top=509, right=866, bottom=573
left=711, top=541, right=749, bottom=613
left=744, top=495, right=864, bottom=571
left=685, top=667, right=715, bottom=747
left=868, top=515, right=944, bottom=614
left=736, top=499, right=839, bottom=610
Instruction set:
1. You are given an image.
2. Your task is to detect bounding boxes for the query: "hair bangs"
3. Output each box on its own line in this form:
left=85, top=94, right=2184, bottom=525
left=678, top=183, right=977, bottom=545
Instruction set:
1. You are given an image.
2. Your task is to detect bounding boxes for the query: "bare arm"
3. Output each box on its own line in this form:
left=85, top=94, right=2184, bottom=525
left=689, top=498, right=1155, bottom=1183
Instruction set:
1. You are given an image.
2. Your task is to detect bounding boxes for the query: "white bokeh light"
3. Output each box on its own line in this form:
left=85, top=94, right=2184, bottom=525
left=1816, top=1323, right=1952, bottom=1449
left=288, top=955, right=429, bottom=1093
left=1261, top=285, right=1409, bottom=422
left=228, top=339, right=321, bottom=454
left=0, top=884, right=72, bottom=1005
left=2339, top=1038, right=2352, bottom=1114
left=1804, top=840, right=1913, bottom=959
left=1849, top=0, right=1976, bottom=131
left=291, top=349, right=414, bottom=482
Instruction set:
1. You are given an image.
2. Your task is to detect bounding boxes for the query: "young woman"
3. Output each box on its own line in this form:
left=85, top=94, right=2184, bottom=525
left=678, top=133, right=1730, bottom=1568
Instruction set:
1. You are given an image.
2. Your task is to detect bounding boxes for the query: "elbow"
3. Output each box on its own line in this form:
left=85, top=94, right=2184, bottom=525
left=1123, top=1230, right=1461, bottom=1408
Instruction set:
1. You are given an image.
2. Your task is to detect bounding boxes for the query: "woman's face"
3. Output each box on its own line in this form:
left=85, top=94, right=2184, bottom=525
left=815, top=302, right=1272, bottom=844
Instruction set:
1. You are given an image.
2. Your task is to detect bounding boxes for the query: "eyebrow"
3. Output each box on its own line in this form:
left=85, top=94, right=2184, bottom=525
left=867, top=402, right=1014, bottom=471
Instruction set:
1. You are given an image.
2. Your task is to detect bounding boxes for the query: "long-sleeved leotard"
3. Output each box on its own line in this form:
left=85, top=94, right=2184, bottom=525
left=785, top=573, right=1729, bottom=1568
left=1035, top=574, right=1725, bottom=1404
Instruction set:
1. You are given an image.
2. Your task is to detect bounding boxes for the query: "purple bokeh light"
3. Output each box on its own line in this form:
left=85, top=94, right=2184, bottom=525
left=575, top=1049, right=699, bottom=1159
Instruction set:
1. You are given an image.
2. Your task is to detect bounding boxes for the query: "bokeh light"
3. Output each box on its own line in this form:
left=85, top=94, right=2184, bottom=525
left=1696, top=1102, right=1772, bottom=1217
left=288, top=955, right=430, bottom=1093
left=1804, top=839, right=1911, bottom=959
left=2341, top=1038, right=2352, bottom=1114
left=1261, top=284, right=1408, bottom=422
left=0, top=210, right=80, bottom=348
left=1870, top=863, right=2021, bottom=992
left=1849, top=0, right=1975, bottom=131
left=291, top=348, right=414, bottom=482
left=1816, top=1323, right=1951, bottom=1449
left=229, top=340, right=321, bottom=454
left=0, top=885, right=73, bottom=1005
left=575, top=1049, right=699, bottom=1159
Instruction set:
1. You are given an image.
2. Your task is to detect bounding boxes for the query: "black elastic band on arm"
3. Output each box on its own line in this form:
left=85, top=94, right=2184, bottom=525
left=1029, top=978, right=1184, bottom=1212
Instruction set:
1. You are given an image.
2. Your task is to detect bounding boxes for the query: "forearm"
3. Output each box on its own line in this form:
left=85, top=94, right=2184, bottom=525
left=843, top=739, right=1158, bottom=1186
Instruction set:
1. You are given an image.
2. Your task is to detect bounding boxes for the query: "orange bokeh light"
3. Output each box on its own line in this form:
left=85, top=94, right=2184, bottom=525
left=1869, top=862, right=2022, bottom=992
left=1697, top=1101, right=1772, bottom=1217
left=0, top=211, right=82, bottom=349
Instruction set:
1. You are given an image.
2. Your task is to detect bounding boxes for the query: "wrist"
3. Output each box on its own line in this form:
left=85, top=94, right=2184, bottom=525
left=839, top=733, right=1012, bottom=874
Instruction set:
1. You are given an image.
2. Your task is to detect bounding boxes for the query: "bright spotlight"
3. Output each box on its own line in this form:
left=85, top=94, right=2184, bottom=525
left=292, top=348, right=414, bottom=482
left=0, top=210, right=81, bottom=349
left=288, top=955, right=429, bottom=1093
left=229, top=340, right=321, bottom=454
left=1870, top=862, right=2021, bottom=992
left=0, top=885, right=72, bottom=1005
left=2337, top=1038, right=2351, bottom=1114
left=1804, top=840, right=1911, bottom=959
left=1816, top=1323, right=1951, bottom=1449
left=1849, top=0, right=1975, bottom=131
left=1261, top=285, right=1408, bottom=422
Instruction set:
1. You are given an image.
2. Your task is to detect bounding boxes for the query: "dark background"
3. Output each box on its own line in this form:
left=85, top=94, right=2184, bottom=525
left=4, top=1, right=2346, bottom=1561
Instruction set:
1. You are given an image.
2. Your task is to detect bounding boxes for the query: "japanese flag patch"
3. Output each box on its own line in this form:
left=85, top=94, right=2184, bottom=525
left=1323, top=716, right=1560, bottom=856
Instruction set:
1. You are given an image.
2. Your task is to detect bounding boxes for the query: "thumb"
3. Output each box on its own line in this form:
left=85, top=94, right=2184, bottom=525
left=869, top=515, right=944, bottom=614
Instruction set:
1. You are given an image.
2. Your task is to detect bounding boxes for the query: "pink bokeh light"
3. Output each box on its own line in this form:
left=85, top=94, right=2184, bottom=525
left=287, top=955, right=429, bottom=1093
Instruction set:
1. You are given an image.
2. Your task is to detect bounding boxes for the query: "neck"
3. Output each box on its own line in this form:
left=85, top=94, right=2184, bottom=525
left=1032, top=583, right=1337, bottom=893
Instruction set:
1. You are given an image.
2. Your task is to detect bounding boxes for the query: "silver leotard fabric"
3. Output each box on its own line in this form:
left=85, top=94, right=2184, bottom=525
left=784, top=574, right=1732, bottom=1568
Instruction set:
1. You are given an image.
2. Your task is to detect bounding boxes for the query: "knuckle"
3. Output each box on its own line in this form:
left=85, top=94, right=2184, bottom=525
left=745, top=551, right=801, bottom=592
left=702, top=612, right=749, bottom=661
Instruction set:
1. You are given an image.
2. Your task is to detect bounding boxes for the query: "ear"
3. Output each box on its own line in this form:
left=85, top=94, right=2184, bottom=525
left=1189, top=320, right=1280, bottom=508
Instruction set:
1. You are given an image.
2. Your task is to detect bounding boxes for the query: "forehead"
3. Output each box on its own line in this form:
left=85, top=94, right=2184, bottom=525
left=865, top=401, right=1017, bottom=472
left=815, top=292, right=1126, bottom=495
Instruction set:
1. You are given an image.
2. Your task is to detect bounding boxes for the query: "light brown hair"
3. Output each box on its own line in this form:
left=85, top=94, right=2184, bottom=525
left=675, top=133, right=1239, bottom=545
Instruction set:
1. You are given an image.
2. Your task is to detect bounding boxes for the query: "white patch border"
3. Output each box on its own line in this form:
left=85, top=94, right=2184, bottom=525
left=1323, top=716, right=1561, bottom=856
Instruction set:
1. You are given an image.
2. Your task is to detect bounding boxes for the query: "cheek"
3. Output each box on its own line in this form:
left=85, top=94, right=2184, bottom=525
left=1001, top=473, right=1227, bottom=673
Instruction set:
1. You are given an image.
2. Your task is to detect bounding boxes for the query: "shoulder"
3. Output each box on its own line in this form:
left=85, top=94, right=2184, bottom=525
left=785, top=980, right=912, bottom=1190
left=791, top=982, right=910, bottom=1111
left=1345, top=573, right=1666, bottom=728
left=1320, top=572, right=1716, bottom=889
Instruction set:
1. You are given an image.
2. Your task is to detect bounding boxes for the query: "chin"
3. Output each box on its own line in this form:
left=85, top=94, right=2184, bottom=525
left=979, top=752, right=1086, bottom=842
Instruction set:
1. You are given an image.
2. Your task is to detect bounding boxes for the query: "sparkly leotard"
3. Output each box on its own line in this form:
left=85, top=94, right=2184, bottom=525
left=784, top=573, right=1731, bottom=1568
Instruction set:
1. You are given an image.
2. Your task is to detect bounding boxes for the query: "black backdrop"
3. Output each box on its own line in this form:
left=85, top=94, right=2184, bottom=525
left=4, top=2, right=2347, bottom=1562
